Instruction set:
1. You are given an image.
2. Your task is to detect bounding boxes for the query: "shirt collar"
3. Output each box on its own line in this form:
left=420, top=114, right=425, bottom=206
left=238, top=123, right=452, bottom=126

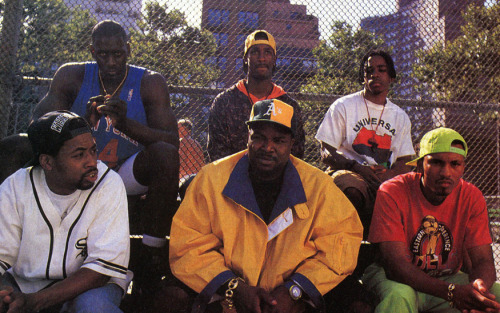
left=222, top=154, right=307, bottom=222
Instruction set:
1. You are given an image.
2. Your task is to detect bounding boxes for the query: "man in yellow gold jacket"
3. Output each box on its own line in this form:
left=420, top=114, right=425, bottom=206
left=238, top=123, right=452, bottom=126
left=169, top=99, right=363, bottom=313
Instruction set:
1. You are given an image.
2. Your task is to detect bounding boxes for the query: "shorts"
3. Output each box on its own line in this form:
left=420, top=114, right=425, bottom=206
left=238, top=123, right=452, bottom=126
left=330, top=170, right=376, bottom=233
left=117, top=152, right=148, bottom=196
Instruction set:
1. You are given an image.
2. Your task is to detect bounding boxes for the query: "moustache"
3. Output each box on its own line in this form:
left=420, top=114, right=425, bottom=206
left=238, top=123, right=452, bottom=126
left=436, top=179, right=453, bottom=184
left=84, top=168, right=98, bottom=175
left=255, top=152, right=277, bottom=161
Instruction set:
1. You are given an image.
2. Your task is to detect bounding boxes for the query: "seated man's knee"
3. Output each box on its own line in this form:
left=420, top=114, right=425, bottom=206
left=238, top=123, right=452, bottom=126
left=489, top=282, right=500, bottom=301
left=344, top=187, right=366, bottom=213
left=134, top=142, right=179, bottom=183
left=343, top=187, right=373, bottom=237
left=65, top=284, right=123, bottom=313
left=143, top=142, right=179, bottom=171
left=377, top=284, right=417, bottom=312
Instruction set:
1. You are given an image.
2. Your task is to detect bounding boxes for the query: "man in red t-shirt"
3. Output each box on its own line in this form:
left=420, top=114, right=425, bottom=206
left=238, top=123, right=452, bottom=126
left=364, top=127, right=500, bottom=313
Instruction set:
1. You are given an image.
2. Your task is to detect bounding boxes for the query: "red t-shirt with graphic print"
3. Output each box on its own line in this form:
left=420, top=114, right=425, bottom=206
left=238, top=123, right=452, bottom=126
left=368, top=172, right=492, bottom=277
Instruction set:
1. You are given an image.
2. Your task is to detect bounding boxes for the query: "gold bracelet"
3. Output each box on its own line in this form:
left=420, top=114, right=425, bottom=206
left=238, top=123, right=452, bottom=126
left=447, top=283, right=455, bottom=307
left=224, top=277, right=245, bottom=310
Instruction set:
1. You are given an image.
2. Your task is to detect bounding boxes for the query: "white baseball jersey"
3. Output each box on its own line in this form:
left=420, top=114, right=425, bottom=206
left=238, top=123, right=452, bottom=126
left=316, top=91, right=415, bottom=167
left=0, top=161, right=130, bottom=293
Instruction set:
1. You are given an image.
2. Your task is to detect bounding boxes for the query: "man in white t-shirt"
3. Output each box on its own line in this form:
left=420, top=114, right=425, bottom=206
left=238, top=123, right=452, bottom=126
left=316, top=50, right=415, bottom=235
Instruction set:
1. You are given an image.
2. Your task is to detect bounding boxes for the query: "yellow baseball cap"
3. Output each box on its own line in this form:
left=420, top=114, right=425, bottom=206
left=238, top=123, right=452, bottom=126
left=406, top=127, right=468, bottom=166
left=244, top=30, right=276, bottom=56
left=246, top=99, right=295, bottom=134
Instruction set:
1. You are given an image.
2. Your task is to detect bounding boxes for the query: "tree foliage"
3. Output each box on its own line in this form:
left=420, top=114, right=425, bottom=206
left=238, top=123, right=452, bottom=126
left=300, top=22, right=386, bottom=95
left=17, top=0, right=96, bottom=77
left=414, top=3, right=500, bottom=103
left=11, top=0, right=219, bottom=87
left=129, top=1, right=219, bottom=86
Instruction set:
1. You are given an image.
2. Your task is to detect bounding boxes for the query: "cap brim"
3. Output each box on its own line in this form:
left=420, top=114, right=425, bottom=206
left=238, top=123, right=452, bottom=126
left=246, top=120, right=292, bottom=131
left=406, top=156, right=422, bottom=167
left=24, top=157, right=38, bottom=167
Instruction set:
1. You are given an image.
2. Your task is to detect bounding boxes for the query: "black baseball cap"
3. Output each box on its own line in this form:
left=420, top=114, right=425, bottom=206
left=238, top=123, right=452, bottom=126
left=28, top=110, right=92, bottom=165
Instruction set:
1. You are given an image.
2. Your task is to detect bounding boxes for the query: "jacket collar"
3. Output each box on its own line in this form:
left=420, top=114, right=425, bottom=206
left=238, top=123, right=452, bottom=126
left=222, top=154, right=307, bottom=222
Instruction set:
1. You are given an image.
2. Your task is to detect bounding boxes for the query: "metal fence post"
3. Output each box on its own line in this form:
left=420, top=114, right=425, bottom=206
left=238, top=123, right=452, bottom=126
left=0, top=0, right=24, bottom=139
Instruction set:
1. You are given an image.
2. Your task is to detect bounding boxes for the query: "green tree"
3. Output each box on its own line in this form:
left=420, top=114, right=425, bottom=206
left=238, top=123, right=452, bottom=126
left=130, top=1, right=219, bottom=86
left=17, top=0, right=96, bottom=77
left=414, top=3, right=500, bottom=103
left=300, top=22, right=386, bottom=95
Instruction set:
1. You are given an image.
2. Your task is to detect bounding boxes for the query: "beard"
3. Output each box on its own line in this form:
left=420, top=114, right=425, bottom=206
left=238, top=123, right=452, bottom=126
left=77, top=178, right=95, bottom=190
left=76, top=168, right=98, bottom=190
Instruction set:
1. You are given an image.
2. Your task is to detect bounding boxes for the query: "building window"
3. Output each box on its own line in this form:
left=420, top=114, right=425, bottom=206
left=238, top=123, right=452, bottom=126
left=218, top=57, right=227, bottom=71
left=237, top=34, right=246, bottom=49
left=238, top=11, right=259, bottom=28
left=276, top=58, right=291, bottom=67
left=213, top=32, right=229, bottom=47
left=208, top=9, right=230, bottom=26
left=205, top=56, right=217, bottom=66
left=235, top=58, right=243, bottom=72
left=302, top=59, right=317, bottom=70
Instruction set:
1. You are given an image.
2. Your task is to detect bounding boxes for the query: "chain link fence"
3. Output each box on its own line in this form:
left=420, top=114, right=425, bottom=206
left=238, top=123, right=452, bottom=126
left=1, top=0, right=499, bottom=277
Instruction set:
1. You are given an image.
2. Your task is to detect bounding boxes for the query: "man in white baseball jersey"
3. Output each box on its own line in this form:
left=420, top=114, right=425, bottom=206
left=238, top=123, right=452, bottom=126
left=0, top=111, right=130, bottom=313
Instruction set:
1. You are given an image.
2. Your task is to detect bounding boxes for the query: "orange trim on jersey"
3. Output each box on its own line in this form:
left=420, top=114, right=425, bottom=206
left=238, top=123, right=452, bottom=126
left=236, top=79, right=286, bottom=103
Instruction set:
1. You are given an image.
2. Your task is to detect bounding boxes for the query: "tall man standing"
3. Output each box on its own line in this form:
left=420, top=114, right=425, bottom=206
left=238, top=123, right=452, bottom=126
left=0, top=111, right=130, bottom=313
left=170, top=99, right=362, bottom=313
left=364, top=127, right=500, bottom=312
left=32, top=20, right=179, bottom=292
left=315, top=50, right=415, bottom=234
left=207, top=30, right=305, bottom=161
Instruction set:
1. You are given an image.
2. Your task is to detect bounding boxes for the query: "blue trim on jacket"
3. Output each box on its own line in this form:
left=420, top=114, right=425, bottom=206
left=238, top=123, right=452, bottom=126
left=290, top=273, right=325, bottom=311
left=192, top=270, right=235, bottom=313
left=222, top=154, right=307, bottom=222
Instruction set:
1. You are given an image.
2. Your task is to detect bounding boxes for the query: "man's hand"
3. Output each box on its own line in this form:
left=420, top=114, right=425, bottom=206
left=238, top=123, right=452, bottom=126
left=86, top=95, right=128, bottom=131
left=233, top=281, right=277, bottom=313
left=97, top=96, right=128, bottom=131
left=0, top=286, right=35, bottom=313
left=351, top=162, right=383, bottom=191
left=452, top=280, right=500, bottom=313
left=263, top=285, right=306, bottom=313
left=86, top=95, right=106, bottom=127
left=0, top=285, right=14, bottom=312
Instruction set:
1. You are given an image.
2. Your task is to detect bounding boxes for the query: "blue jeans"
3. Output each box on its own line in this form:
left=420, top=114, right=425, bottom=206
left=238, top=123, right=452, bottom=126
left=1, top=273, right=123, bottom=313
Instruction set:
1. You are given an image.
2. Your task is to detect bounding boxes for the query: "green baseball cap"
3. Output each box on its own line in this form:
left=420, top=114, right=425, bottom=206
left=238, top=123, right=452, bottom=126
left=406, top=127, right=468, bottom=166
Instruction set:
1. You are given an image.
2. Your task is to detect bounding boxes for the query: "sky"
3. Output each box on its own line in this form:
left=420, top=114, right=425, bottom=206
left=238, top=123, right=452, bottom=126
left=291, top=0, right=396, bottom=35
left=160, top=0, right=496, bottom=40
left=161, top=0, right=397, bottom=39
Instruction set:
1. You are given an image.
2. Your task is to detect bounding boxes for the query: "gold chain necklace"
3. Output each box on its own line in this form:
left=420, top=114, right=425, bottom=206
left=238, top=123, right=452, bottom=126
left=363, top=91, right=385, bottom=150
left=98, top=66, right=129, bottom=98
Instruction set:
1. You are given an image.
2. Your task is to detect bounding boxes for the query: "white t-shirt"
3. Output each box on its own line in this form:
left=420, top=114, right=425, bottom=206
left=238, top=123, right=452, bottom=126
left=316, top=91, right=415, bottom=167
left=43, top=181, right=81, bottom=220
